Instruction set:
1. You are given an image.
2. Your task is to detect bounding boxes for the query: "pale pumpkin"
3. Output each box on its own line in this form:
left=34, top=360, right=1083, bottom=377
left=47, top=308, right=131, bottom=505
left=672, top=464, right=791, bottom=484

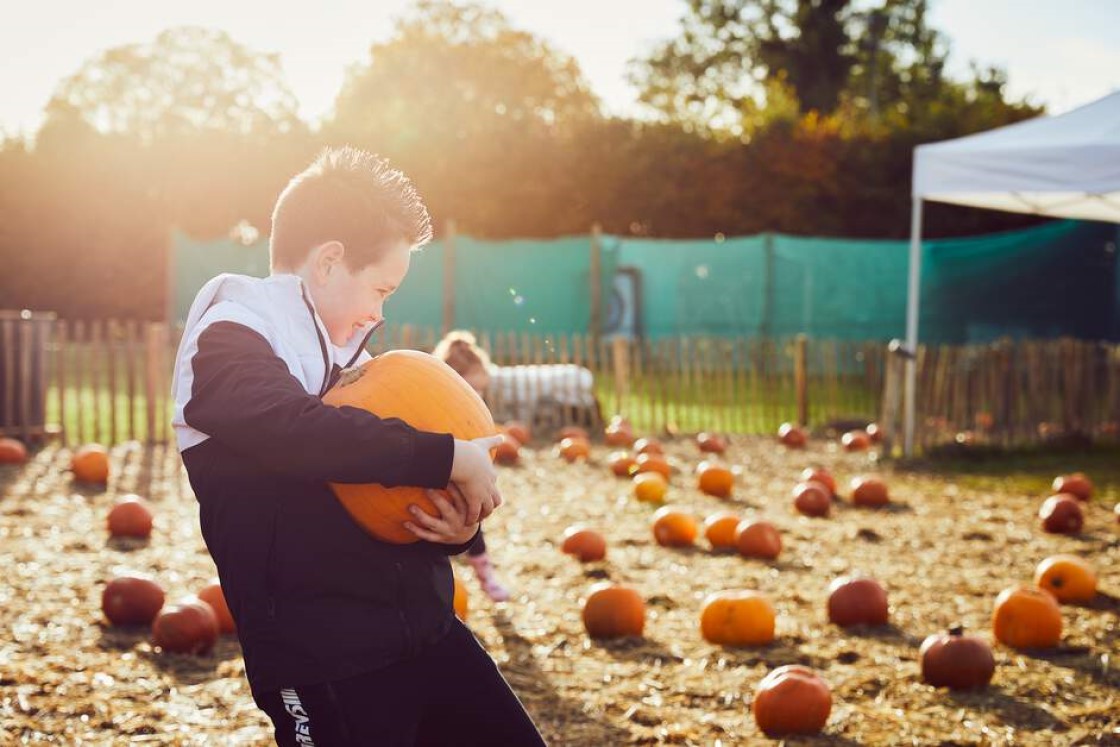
left=700, top=590, right=775, bottom=646
left=322, top=351, right=497, bottom=544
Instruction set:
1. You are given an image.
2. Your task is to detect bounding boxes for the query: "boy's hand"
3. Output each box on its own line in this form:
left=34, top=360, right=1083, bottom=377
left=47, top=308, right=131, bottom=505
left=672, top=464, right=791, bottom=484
left=405, top=484, right=480, bottom=545
left=449, top=435, right=505, bottom=524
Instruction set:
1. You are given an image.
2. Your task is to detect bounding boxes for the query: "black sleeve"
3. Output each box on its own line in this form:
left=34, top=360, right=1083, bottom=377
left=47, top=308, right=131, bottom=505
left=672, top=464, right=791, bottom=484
left=184, top=321, right=454, bottom=487
left=435, top=526, right=482, bottom=556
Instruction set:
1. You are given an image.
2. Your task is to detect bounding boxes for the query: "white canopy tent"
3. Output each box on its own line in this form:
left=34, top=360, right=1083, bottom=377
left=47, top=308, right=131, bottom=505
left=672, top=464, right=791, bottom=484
left=904, top=90, right=1120, bottom=455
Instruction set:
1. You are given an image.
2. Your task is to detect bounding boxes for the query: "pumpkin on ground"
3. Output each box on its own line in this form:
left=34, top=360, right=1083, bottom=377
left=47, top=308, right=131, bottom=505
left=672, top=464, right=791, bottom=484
left=198, top=580, right=236, bottom=634
left=634, top=437, right=664, bottom=456
left=777, top=423, right=807, bottom=448
left=865, top=423, right=882, bottom=443
left=1052, top=473, right=1092, bottom=501
left=827, top=576, right=889, bottom=627
left=107, top=495, right=153, bottom=539
left=703, top=512, right=741, bottom=550
left=752, top=665, right=832, bottom=738
left=792, top=481, right=831, bottom=518
left=696, top=432, right=728, bottom=453
left=557, top=425, right=589, bottom=442
left=561, top=526, right=607, bottom=562
left=841, top=430, right=870, bottom=451
left=800, top=467, right=836, bottom=497
left=0, top=437, right=28, bottom=464
left=850, top=476, right=890, bottom=507
left=152, top=596, right=220, bottom=655
left=992, top=585, right=1062, bottom=649
left=633, top=453, right=672, bottom=480
left=919, top=626, right=995, bottom=690
left=1034, top=555, right=1097, bottom=603
left=604, top=424, right=634, bottom=447
left=700, top=590, right=776, bottom=646
left=632, top=472, right=668, bottom=504
left=608, top=451, right=637, bottom=477
left=735, top=520, right=782, bottom=560
left=582, top=583, right=644, bottom=639
left=492, top=434, right=520, bottom=465
left=1039, top=494, right=1084, bottom=534
left=503, top=421, right=531, bottom=445
left=559, top=436, right=591, bottom=463
left=72, top=444, right=110, bottom=484
left=322, top=351, right=497, bottom=544
left=652, top=507, right=698, bottom=547
left=102, top=575, right=165, bottom=626
left=697, top=461, right=734, bottom=498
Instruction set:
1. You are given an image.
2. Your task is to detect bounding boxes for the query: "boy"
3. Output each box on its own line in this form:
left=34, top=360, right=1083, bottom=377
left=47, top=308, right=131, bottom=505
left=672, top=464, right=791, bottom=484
left=171, top=147, right=545, bottom=745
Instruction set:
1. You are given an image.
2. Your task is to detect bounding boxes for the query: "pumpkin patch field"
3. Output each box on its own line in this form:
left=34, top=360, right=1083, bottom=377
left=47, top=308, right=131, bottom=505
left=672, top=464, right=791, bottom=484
left=1, top=436, right=1118, bottom=745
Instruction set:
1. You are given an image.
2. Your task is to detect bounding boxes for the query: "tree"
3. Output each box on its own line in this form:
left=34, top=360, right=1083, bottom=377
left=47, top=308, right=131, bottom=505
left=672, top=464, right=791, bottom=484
left=44, top=26, right=304, bottom=141
left=324, top=1, right=602, bottom=236
left=630, top=0, right=957, bottom=130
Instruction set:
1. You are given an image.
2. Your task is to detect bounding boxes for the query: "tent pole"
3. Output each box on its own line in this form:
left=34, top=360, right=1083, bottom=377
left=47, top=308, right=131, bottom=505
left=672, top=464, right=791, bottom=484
left=904, top=197, right=923, bottom=457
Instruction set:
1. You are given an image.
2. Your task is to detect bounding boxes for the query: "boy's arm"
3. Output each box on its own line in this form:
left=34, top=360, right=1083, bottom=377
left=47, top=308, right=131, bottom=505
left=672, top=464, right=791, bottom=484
left=184, top=321, right=453, bottom=487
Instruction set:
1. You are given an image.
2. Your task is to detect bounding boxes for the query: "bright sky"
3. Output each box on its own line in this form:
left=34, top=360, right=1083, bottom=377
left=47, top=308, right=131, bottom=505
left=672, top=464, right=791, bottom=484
left=1, top=0, right=1118, bottom=138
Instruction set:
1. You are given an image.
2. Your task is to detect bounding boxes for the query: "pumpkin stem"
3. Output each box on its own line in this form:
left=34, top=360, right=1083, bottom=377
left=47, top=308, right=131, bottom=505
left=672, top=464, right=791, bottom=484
left=948, top=624, right=965, bottom=637
left=336, top=366, right=366, bottom=388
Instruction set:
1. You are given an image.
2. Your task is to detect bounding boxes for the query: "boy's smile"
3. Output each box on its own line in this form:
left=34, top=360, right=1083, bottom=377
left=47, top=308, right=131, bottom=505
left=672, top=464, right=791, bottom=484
left=296, top=238, right=412, bottom=346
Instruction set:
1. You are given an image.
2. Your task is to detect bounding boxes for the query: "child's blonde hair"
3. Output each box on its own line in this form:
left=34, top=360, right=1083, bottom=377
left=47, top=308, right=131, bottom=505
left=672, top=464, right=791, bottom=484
left=432, top=330, right=493, bottom=376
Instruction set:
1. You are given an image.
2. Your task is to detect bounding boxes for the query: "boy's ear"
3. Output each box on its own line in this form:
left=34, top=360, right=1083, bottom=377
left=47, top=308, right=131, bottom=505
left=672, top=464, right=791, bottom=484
left=311, top=241, right=345, bottom=285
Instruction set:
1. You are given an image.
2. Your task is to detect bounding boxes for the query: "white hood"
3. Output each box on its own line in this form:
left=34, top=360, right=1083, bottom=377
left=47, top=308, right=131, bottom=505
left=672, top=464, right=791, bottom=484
left=171, top=273, right=376, bottom=452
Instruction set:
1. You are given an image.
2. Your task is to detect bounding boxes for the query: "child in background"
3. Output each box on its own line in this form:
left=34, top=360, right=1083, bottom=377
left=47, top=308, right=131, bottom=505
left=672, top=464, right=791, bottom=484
left=433, top=331, right=512, bottom=602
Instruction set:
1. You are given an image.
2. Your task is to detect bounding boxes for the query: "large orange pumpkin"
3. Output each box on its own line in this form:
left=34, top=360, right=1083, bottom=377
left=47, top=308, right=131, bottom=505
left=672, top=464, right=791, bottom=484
left=561, top=526, right=607, bottom=562
left=703, top=512, right=741, bottom=550
left=582, top=583, right=644, bottom=638
left=453, top=575, right=469, bottom=621
left=198, top=579, right=236, bottom=634
left=107, top=495, right=154, bottom=539
left=752, top=665, right=832, bottom=738
left=735, top=519, right=782, bottom=560
left=1052, top=472, right=1093, bottom=501
left=651, top=506, right=698, bottom=547
left=700, top=590, right=775, bottom=646
left=322, top=351, right=497, bottom=544
left=1034, top=555, right=1097, bottom=603
left=697, top=461, right=734, bottom=498
left=992, top=585, right=1062, bottom=649
left=0, top=437, right=28, bottom=464
left=72, top=444, right=109, bottom=484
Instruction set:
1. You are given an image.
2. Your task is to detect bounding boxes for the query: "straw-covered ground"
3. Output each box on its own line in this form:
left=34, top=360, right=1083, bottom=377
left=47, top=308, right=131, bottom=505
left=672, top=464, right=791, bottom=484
left=1, top=435, right=1117, bottom=746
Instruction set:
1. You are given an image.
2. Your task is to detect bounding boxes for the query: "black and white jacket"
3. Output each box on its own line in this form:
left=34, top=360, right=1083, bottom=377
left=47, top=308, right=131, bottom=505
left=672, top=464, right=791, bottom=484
left=171, top=273, right=474, bottom=699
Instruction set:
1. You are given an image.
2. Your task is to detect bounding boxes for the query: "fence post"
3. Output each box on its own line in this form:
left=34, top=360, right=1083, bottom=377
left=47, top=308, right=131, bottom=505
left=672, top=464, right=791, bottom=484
left=795, top=334, right=809, bottom=427
left=589, top=223, right=602, bottom=346
left=612, top=336, right=629, bottom=417
left=879, top=339, right=908, bottom=457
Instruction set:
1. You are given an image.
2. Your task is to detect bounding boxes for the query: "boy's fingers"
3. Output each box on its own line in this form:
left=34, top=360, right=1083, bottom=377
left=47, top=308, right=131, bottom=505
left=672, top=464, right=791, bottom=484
left=404, top=521, right=441, bottom=542
left=476, top=435, right=505, bottom=452
left=408, top=503, right=446, bottom=531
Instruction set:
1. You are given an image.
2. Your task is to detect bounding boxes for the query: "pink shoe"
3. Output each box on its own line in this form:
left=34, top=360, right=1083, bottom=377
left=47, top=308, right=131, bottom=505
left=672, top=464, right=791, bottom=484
left=466, top=553, right=511, bottom=602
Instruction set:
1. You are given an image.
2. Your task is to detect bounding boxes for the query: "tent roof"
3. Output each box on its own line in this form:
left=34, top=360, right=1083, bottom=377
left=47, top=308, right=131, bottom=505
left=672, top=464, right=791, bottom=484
left=913, top=89, right=1120, bottom=221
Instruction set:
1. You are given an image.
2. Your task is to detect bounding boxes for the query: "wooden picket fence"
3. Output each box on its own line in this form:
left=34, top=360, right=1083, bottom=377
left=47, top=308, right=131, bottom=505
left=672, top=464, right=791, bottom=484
left=2, top=314, right=1116, bottom=452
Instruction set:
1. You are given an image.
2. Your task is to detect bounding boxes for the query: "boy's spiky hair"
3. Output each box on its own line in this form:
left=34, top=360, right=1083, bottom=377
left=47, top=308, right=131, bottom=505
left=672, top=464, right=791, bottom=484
left=269, top=146, right=433, bottom=271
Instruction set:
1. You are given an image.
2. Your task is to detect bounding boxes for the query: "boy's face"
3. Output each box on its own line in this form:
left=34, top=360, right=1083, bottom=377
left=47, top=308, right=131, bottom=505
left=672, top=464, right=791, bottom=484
left=303, top=239, right=411, bottom=346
